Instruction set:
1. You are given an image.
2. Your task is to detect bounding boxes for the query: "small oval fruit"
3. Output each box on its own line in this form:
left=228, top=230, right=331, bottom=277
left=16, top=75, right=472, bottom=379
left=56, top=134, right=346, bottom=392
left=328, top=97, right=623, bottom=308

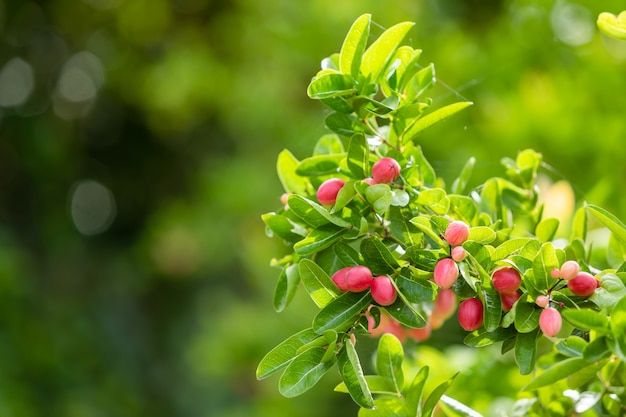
left=539, top=307, right=562, bottom=337
left=445, top=221, right=470, bottom=247
left=331, top=266, right=373, bottom=292
left=316, top=178, right=345, bottom=206
left=371, top=157, right=401, bottom=184
left=492, top=267, right=522, bottom=294
left=535, top=295, right=550, bottom=308
left=407, top=324, right=431, bottom=342
left=567, top=271, right=598, bottom=297
left=433, top=289, right=457, bottom=320
left=433, top=258, right=460, bottom=289
left=560, top=260, right=580, bottom=281
left=501, top=291, right=521, bottom=312
left=451, top=246, right=467, bottom=262
left=457, top=298, right=484, bottom=331
left=371, top=276, right=397, bottom=306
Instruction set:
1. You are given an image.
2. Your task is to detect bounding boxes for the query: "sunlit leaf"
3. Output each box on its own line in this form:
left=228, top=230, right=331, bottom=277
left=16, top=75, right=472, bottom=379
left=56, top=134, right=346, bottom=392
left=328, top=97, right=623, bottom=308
left=361, top=21, right=415, bottom=84
left=376, top=334, right=405, bottom=393
left=535, top=218, right=559, bottom=242
left=277, top=149, right=311, bottom=195
left=347, top=133, right=369, bottom=179
left=402, top=102, right=473, bottom=144
left=405, top=366, right=428, bottom=417
left=274, top=263, right=301, bottom=312
left=337, top=341, right=374, bottom=409
left=515, top=328, right=539, bottom=375
left=597, top=11, right=626, bottom=41
left=360, top=236, right=400, bottom=275
left=307, top=73, right=356, bottom=99
left=339, top=13, right=371, bottom=78
left=296, top=153, right=345, bottom=176
left=257, top=328, right=320, bottom=380
left=299, top=259, right=341, bottom=308
left=522, top=357, right=590, bottom=391
left=288, top=195, right=351, bottom=228
left=294, top=226, right=354, bottom=256
left=313, top=291, right=372, bottom=334
left=561, top=309, right=611, bottom=334
left=586, top=203, right=626, bottom=249
left=422, top=372, right=459, bottom=417
left=451, top=156, right=476, bottom=195
left=279, top=346, right=336, bottom=397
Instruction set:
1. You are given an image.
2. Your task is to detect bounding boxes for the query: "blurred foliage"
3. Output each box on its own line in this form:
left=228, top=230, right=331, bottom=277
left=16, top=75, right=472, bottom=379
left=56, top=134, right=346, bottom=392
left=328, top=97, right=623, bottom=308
left=0, top=0, right=624, bottom=416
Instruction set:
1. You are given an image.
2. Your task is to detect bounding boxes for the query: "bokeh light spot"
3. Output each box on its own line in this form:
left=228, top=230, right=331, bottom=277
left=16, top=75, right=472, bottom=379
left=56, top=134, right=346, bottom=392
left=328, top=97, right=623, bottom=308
left=0, top=58, right=34, bottom=107
left=70, top=180, right=117, bottom=236
left=550, top=1, right=594, bottom=46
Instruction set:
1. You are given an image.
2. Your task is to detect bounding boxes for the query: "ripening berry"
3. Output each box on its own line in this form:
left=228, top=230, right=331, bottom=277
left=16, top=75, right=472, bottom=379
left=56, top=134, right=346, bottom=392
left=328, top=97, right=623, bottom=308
left=367, top=312, right=406, bottom=341
left=445, top=221, right=470, bottom=247
left=501, top=291, right=521, bottom=312
left=535, top=295, right=550, bottom=308
left=539, top=307, right=562, bottom=337
left=458, top=298, right=484, bottom=331
left=492, top=267, right=522, bottom=294
left=567, top=272, right=598, bottom=297
left=371, top=157, right=401, bottom=184
left=550, top=268, right=561, bottom=279
left=362, top=177, right=375, bottom=185
left=371, top=276, right=397, bottom=306
left=407, top=324, right=431, bottom=341
left=316, top=178, right=345, bottom=205
left=434, top=289, right=457, bottom=320
left=451, top=246, right=467, bottom=262
left=331, top=266, right=373, bottom=292
left=560, top=260, right=580, bottom=281
left=433, top=258, right=459, bottom=289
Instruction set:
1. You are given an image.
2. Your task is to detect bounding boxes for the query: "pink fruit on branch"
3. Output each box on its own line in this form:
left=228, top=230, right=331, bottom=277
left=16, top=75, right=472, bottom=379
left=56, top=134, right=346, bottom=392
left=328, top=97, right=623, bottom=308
left=445, top=221, right=470, bottom=247
left=560, top=260, right=580, bottom=281
left=316, top=178, right=345, bottom=205
left=371, top=157, right=401, bottom=184
left=331, top=266, right=373, bottom=292
left=458, top=298, right=484, bottom=331
left=434, top=258, right=459, bottom=289
left=501, top=291, right=521, bottom=312
left=539, top=307, right=562, bottom=337
left=492, top=267, right=522, bottom=294
left=370, top=276, right=397, bottom=306
left=567, top=272, right=598, bottom=297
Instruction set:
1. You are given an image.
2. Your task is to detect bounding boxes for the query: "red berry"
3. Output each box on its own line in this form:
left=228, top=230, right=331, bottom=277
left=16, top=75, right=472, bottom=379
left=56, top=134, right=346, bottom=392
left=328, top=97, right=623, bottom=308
left=560, top=261, right=580, bottom=281
left=567, top=272, right=598, bottom=297
left=371, top=157, right=401, bottom=184
left=451, top=246, right=467, bottom=262
left=550, top=268, right=561, bottom=279
left=407, top=324, right=431, bottom=341
left=433, top=258, right=459, bottom=289
left=501, top=291, right=521, bottom=312
left=433, top=289, right=457, bottom=320
left=367, top=312, right=406, bottom=341
left=535, top=295, right=550, bottom=308
left=331, top=266, right=373, bottom=292
left=539, top=307, right=562, bottom=337
left=445, top=221, right=470, bottom=247
left=458, top=298, right=484, bottom=331
left=370, top=276, right=397, bottom=306
left=492, top=267, right=522, bottom=294
left=316, top=178, right=345, bottom=205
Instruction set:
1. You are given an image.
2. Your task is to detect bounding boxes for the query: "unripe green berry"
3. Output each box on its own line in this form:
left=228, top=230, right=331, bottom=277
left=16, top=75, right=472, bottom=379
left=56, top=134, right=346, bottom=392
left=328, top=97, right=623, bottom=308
left=433, top=258, right=459, bottom=289
left=316, top=178, right=345, bottom=206
left=560, top=260, right=580, bottom=281
left=457, top=298, right=484, bottom=331
left=370, top=276, right=397, bottom=306
left=371, top=157, right=401, bottom=184
left=445, top=221, right=470, bottom=247
left=539, top=307, right=562, bottom=337
left=492, top=267, right=522, bottom=294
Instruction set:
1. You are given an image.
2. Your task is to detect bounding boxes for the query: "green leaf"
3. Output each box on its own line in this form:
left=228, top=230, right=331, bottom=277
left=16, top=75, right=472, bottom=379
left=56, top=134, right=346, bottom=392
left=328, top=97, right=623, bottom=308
left=610, top=295, right=626, bottom=361
left=586, top=203, right=626, bottom=248
left=338, top=341, right=375, bottom=409
left=274, top=263, right=301, bottom=312
left=402, top=102, right=473, bottom=144
left=347, top=133, right=369, bottom=178
left=288, top=195, right=351, bottom=228
left=404, top=143, right=436, bottom=187
left=358, top=396, right=409, bottom=417
left=405, top=366, right=429, bottom=417
left=439, top=395, right=485, bottom=417
left=385, top=295, right=427, bottom=328
left=422, top=372, right=459, bottom=417
left=313, top=133, right=344, bottom=155
left=365, top=184, right=393, bottom=215
left=597, top=11, right=626, bottom=41
left=561, top=309, right=611, bottom=334
left=536, top=218, right=559, bottom=242
left=335, top=375, right=398, bottom=395
left=334, top=242, right=362, bottom=267
left=277, top=149, right=311, bottom=195
left=296, top=153, right=345, bottom=176
left=467, top=226, right=496, bottom=244
left=451, top=156, right=476, bottom=195
left=262, top=212, right=306, bottom=243
left=257, top=328, right=320, bottom=380
left=294, top=226, right=352, bottom=256
left=376, top=334, right=405, bottom=393
left=307, top=73, right=356, bottom=99
left=339, top=13, right=371, bottom=79
left=313, top=291, right=372, bottom=334
left=515, top=328, right=540, bottom=375
left=361, top=21, right=415, bottom=84
left=417, top=188, right=450, bottom=214
left=513, top=301, right=540, bottom=333
left=360, top=236, right=400, bottom=275
left=464, top=326, right=517, bottom=347
left=492, top=238, right=534, bottom=262
left=555, top=336, right=587, bottom=358
left=278, top=346, right=337, bottom=397
left=325, top=112, right=370, bottom=137
left=522, top=357, right=590, bottom=391
left=583, top=336, right=611, bottom=362
left=482, top=287, right=502, bottom=332
left=571, top=206, right=587, bottom=241
left=397, top=273, right=437, bottom=303
left=532, top=242, right=559, bottom=292
left=299, top=259, right=341, bottom=308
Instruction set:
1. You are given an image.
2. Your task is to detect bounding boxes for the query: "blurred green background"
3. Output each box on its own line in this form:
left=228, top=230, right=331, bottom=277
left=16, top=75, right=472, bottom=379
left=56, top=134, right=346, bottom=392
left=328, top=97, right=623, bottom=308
left=0, top=0, right=625, bottom=416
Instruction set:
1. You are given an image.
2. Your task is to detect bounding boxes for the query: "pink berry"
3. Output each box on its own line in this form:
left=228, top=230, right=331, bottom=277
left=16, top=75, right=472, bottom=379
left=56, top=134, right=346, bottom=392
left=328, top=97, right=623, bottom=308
left=567, top=272, right=598, bottom=297
left=451, top=246, right=467, bottom=262
left=492, top=267, right=522, bottom=294
left=370, top=276, right=397, bottom=306
left=433, top=289, right=457, bottom=320
left=362, top=177, right=375, bottom=185
left=501, top=291, right=521, bottom=312
left=433, top=258, right=459, bottom=289
left=535, top=295, right=550, bottom=308
left=550, top=268, right=561, bottom=279
left=331, top=266, right=373, bottom=292
left=560, top=261, right=580, bottom=281
left=407, top=324, right=431, bottom=341
left=316, top=178, right=345, bottom=206
left=457, top=298, right=484, bottom=331
left=539, top=307, right=562, bottom=337
left=371, top=157, right=401, bottom=184
left=445, top=221, right=470, bottom=247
